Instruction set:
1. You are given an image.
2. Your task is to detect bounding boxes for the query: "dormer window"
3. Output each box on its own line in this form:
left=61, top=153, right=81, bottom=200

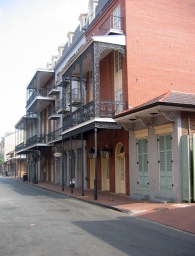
left=88, top=0, right=98, bottom=24
left=67, top=31, right=74, bottom=46
left=79, top=13, right=87, bottom=31
left=51, top=55, right=57, bottom=68
left=57, top=45, right=64, bottom=60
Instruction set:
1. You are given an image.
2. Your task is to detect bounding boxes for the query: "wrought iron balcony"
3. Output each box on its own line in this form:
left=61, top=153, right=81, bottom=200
left=68, top=88, right=82, bottom=106
left=48, top=84, right=60, bottom=96
left=48, top=105, right=60, bottom=120
left=48, top=127, right=62, bottom=142
left=26, top=88, right=55, bottom=112
left=99, top=15, right=123, bottom=35
left=56, top=99, right=69, bottom=114
left=26, top=89, right=47, bottom=107
left=63, top=100, right=127, bottom=130
left=15, top=142, right=26, bottom=152
left=26, top=134, right=47, bottom=147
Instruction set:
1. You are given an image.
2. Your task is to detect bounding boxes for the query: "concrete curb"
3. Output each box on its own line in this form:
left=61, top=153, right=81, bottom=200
left=16, top=179, right=125, bottom=214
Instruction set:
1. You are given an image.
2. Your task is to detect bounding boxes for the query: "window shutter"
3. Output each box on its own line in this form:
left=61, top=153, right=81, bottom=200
left=159, top=135, right=173, bottom=193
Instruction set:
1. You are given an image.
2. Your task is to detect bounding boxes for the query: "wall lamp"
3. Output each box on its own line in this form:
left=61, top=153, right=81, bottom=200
left=88, top=147, right=95, bottom=159
left=100, top=145, right=111, bottom=158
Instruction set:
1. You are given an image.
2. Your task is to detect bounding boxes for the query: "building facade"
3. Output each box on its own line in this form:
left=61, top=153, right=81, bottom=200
left=15, top=0, right=195, bottom=202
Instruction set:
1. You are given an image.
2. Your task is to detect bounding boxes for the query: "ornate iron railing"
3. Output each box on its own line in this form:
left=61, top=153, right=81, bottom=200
left=63, top=100, right=126, bottom=130
left=48, top=105, right=58, bottom=117
left=26, top=134, right=47, bottom=147
left=15, top=142, right=26, bottom=152
left=26, top=88, right=49, bottom=108
left=68, top=88, right=82, bottom=106
left=56, top=99, right=69, bottom=113
left=48, top=127, right=62, bottom=142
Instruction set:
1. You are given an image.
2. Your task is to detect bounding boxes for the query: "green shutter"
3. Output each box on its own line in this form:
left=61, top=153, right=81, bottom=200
left=138, top=139, right=148, bottom=191
left=181, top=135, right=190, bottom=202
left=159, top=135, right=173, bottom=193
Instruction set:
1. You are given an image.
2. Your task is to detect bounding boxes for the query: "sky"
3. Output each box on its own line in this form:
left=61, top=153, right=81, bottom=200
left=0, top=0, right=88, bottom=138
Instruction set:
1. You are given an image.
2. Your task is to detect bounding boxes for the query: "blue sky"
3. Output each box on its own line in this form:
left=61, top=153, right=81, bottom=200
left=0, top=0, right=88, bottom=138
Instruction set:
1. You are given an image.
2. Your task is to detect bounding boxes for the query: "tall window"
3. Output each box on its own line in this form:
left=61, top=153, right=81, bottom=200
left=159, top=134, right=173, bottom=193
left=113, top=5, right=121, bottom=29
left=121, top=158, right=125, bottom=180
left=115, top=51, right=122, bottom=73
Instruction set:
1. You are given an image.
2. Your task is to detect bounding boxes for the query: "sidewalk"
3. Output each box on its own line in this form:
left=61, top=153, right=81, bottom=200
left=21, top=180, right=195, bottom=235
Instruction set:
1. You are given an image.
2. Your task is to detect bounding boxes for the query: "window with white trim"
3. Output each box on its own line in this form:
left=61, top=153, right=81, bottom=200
left=113, top=5, right=121, bottom=29
left=115, top=50, right=122, bottom=73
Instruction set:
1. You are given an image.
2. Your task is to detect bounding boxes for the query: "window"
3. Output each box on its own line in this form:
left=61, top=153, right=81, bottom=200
left=121, top=158, right=125, bottom=180
left=115, top=51, right=122, bottom=73
left=137, top=138, right=148, bottom=191
left=159, top=134, right=173, bottom=193
left=88, top=0, right=98, bottom=24
left=113, top=5, right=121, bottom=29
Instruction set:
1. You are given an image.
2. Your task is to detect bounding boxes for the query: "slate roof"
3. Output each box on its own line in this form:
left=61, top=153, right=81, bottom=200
left=96, top=0, right=111, bottom=16
left=114, top=91, right=195, bottom=118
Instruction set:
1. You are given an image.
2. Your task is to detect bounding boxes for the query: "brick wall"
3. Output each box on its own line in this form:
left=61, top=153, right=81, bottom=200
left=181, top=112, right=195, bottom=137
left=125, top=0, right=195, bottom=107
left=86, top=128, right=129, bottom=194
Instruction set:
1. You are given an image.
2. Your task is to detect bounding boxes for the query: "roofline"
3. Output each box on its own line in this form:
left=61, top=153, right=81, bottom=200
left=114, top=101, right=195, bottom=119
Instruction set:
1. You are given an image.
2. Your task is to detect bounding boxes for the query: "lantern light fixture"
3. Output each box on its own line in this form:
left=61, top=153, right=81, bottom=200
left=100, top=145, right=111, bottom=158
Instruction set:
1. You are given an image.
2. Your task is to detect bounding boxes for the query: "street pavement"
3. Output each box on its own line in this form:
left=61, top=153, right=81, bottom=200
left=16, top=177, right=195, bottom=234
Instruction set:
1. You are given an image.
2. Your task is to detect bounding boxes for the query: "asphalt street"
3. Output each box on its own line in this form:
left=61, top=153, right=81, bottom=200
left=0, top=177, right=195, bottom=256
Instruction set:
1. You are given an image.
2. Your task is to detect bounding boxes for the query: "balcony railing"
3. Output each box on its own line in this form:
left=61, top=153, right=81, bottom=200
left=48, top=84, right=60, bottom=95
left=48, top=106, right=60, bottom=119
left=99, top=15, right=123, bottom=35
left=48, top=127, right=62, bottom=142
left=56, top=99, right=69, bottom=114
left=15, top=142, right=26, bottom=152
left=63, top=100, right=127, bottom=130
left=26, top=88, right=50, bottom=108
left=26, top=134, right=47, bottom=147
left=68, top=88, right=83, bottom=106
